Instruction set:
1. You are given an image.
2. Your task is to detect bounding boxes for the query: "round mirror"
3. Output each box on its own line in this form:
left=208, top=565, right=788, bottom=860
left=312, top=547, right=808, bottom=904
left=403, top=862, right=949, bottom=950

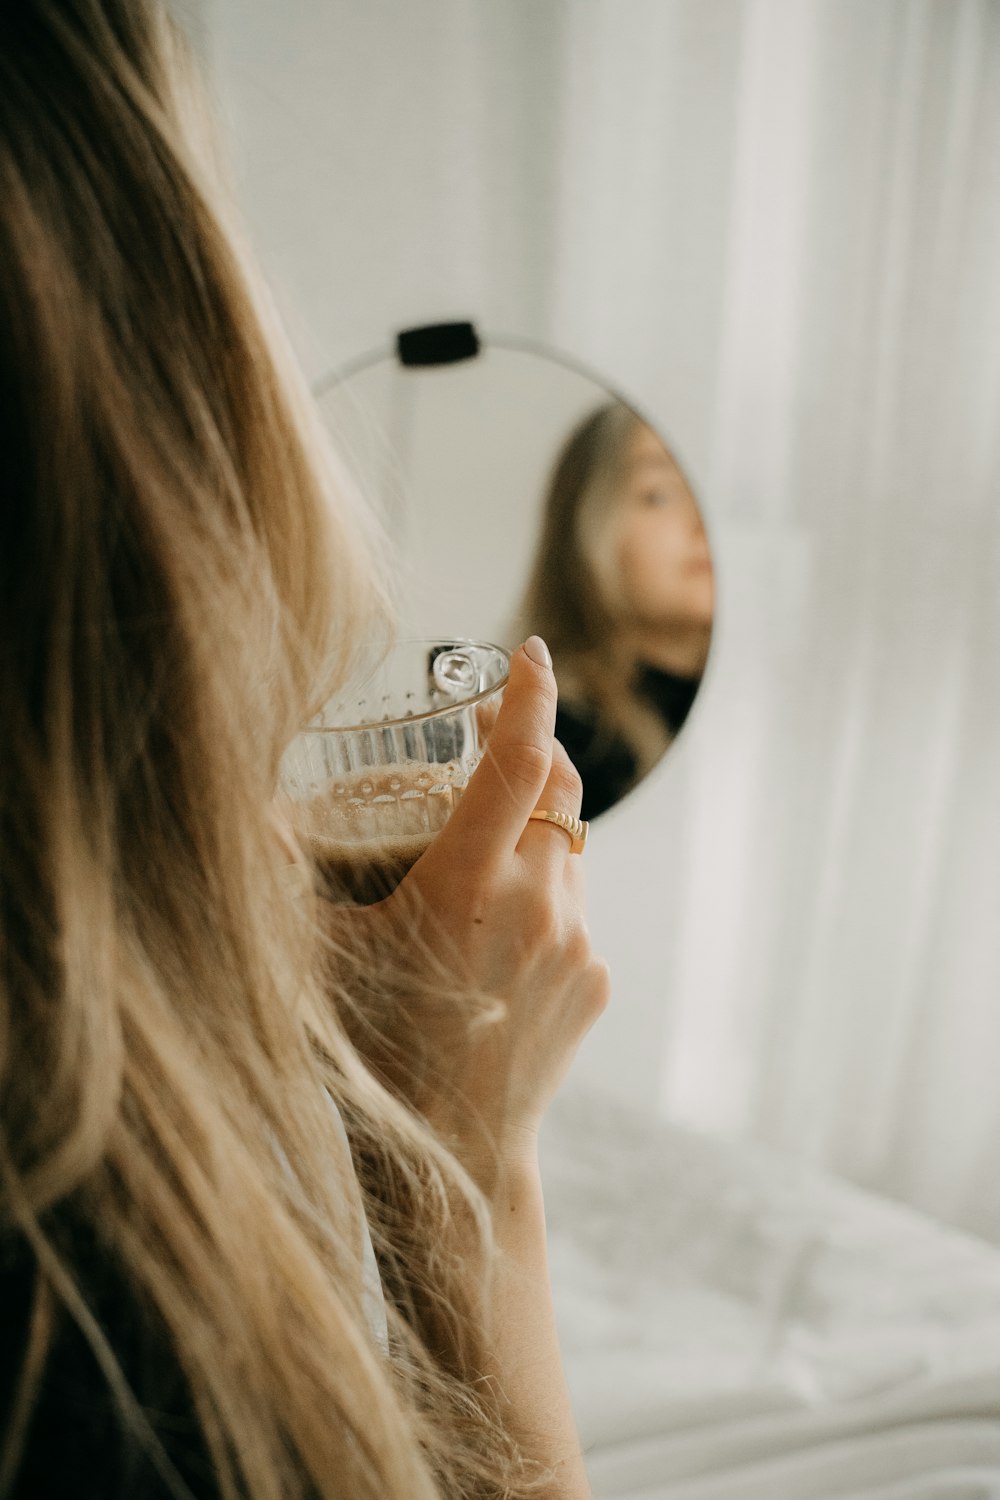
left=315, top=324, right=715, bottom=819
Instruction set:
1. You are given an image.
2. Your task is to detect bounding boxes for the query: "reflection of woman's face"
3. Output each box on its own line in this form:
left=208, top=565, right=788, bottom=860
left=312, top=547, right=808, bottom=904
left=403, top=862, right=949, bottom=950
left=615, top=422, right=714, bottom=630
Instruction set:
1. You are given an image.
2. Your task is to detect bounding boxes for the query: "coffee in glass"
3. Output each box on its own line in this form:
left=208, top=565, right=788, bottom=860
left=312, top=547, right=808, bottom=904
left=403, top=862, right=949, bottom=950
left=280, top=640, right=508, bottom=904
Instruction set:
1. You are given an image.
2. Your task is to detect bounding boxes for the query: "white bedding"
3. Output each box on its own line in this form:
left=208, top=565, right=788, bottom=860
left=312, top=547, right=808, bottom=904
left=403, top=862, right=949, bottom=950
left=541, top=1089, right=1000, bottom=1499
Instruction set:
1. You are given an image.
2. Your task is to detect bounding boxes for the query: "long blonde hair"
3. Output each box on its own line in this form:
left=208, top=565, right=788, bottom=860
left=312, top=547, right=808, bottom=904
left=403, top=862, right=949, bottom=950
left=0, top=5, right=541, bottom=1497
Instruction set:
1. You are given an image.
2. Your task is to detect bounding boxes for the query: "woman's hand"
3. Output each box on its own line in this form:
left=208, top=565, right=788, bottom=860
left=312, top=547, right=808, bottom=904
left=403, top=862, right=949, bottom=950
left=322, top=639, right=611, bottom=1175
left=314, top=642, right=602, bottom=1495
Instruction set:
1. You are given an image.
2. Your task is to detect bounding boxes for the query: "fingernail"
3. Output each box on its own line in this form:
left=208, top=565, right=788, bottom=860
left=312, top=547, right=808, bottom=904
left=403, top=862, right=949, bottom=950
left=523, top=635, right=552, bottom=669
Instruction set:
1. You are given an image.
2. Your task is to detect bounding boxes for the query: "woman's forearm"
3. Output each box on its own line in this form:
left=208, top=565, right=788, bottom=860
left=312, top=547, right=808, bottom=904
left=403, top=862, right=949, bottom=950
left=483, top=1149, right=592, bottom=1500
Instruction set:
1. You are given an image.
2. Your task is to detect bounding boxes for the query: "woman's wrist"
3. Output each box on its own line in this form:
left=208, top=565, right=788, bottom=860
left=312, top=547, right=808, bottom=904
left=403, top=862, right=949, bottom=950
left=427, top=1114, right=542, bottom=1202
left=480, top=1134, right=592, bottom=1498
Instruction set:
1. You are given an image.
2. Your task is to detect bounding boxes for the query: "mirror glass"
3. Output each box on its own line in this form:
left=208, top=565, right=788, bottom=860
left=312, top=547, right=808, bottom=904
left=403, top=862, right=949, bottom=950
left=316, top=333, right=715, bottom=819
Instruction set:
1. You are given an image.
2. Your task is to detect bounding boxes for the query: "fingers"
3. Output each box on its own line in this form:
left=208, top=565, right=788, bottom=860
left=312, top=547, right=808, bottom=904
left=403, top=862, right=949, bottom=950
left=473, top=694, right=501, bottom=745
left=438, top=638, right=557, bottom=862
left=516, top=738, right=584, bottom=867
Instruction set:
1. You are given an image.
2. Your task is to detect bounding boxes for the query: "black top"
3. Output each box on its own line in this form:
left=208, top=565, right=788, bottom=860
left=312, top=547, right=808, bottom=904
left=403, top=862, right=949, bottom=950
left=1, top=1227, right=219, bottom=1499
left=555, top=666, right=699, bottom=821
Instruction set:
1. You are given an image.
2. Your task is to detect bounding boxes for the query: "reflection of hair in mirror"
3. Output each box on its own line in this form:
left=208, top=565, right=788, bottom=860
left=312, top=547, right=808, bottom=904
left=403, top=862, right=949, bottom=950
left=517, top=403, right=713, bottom=819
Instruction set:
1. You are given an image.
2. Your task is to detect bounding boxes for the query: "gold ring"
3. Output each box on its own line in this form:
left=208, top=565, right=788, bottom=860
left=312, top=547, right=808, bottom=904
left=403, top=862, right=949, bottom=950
left=527, top=808, right=589, bottom=855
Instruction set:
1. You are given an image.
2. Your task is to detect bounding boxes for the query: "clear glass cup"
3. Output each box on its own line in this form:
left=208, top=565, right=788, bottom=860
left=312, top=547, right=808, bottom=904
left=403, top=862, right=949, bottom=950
left=280, top=639, right=509, bottom=903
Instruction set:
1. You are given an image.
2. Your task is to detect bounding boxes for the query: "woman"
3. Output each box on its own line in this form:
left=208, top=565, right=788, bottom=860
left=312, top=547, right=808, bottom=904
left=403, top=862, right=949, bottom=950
left=519, top=403, right=714, bottom=819
left=0, top=4, right=608, bottom=1498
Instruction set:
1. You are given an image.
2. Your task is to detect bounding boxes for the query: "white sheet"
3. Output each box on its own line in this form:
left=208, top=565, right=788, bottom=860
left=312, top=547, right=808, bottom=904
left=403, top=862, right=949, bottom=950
left=541, top=1089, right=1000, bottom=1499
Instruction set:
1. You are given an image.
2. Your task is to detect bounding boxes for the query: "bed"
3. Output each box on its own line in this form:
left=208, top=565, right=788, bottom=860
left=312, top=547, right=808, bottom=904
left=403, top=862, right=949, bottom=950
left=541, top=1088, right=1000, bottom=1499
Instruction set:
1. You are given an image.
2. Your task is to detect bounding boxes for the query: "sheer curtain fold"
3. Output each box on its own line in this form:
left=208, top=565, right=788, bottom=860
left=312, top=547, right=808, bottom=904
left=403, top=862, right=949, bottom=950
left=552, top=0, right=1000, bottom=1236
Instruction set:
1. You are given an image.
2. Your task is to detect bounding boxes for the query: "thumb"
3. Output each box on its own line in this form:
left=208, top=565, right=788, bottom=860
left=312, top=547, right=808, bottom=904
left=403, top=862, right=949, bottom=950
left=435, top=637, right=556, bottom=862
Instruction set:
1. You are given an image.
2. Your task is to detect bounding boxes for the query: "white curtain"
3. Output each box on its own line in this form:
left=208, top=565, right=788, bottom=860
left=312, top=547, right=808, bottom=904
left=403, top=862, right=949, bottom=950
left=545, top=0, right=1000, bottom=1240
left=210, top=0, right=1000, bottom=1238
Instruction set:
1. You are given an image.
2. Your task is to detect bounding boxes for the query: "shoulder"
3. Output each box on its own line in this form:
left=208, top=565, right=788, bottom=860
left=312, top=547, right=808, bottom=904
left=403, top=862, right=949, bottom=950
left=1, top=1223, right=218, bottom=1499
left=638, top=665, right=700, bottom=733
left=555, top=701, right=639, bottom=821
